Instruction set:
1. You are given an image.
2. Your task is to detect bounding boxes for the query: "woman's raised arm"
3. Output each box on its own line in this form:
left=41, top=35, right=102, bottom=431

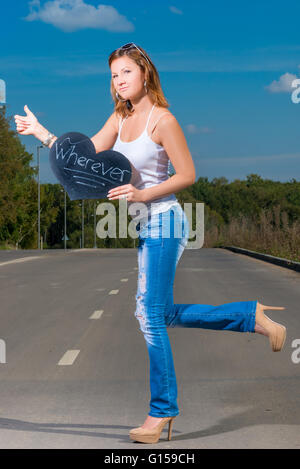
left=14, top=105, right=57, bottom=148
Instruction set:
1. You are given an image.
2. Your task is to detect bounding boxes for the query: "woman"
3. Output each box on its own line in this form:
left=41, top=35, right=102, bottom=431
left=14, top=42, right=287, bottom=445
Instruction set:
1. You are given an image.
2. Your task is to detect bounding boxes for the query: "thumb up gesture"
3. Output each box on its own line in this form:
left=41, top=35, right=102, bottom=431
left=14, top=105, right=39, bottom=136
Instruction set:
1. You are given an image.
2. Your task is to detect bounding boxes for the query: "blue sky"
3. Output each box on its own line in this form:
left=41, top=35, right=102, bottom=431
left=1, top=0, right=300, bottom=183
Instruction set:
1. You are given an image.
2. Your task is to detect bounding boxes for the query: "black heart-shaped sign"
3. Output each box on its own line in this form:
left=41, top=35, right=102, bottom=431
left=49, top=132, right=132, bottom=200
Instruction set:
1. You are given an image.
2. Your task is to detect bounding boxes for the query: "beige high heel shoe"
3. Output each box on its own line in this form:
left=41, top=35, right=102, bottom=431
left=129, top=416, right=176, bottom=444
left=255, top=302, right=287, bottom=352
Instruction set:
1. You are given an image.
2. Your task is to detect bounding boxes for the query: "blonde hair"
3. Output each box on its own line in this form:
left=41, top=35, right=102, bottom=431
left=108, top=44, right=169, bottom=119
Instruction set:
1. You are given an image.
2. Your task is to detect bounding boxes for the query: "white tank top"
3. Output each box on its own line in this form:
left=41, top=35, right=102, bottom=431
left=112, top=103, right=180, bottom=223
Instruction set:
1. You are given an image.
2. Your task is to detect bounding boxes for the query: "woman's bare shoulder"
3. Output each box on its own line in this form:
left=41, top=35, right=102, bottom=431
left=150, top=107, right=177, bottom=145
left=152, top=107, right=175, bottom=129
left=154, top=106, right=174, bottom=118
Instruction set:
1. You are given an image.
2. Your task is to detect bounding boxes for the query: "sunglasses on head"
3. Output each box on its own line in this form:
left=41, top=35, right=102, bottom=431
left=117, top=42, right=151, bottom=65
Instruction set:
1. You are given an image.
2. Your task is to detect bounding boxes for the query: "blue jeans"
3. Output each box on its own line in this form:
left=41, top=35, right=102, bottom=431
left=135, top=204, right=257, bottom=418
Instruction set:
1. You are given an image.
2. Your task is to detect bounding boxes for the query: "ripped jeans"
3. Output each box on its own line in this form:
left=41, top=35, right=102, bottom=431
left=135, top=203, right=258, bottom=418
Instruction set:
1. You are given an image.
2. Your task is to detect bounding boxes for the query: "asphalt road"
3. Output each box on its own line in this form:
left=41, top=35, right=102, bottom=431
left=0, top=247, right=299, bottom=449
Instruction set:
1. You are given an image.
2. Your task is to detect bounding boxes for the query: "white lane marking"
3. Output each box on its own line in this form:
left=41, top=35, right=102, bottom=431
left=0, top=256, right=47, bottom=267
left=58, top=350, right=80, bottom=366
left=90, top=310, right=104, bottom=319
left=109, top=289, right=119, bottom=295
left=121, top=278, right=128, bottom=282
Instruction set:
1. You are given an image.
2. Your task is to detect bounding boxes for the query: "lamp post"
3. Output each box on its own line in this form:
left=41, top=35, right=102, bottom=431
left=60, top=189, right=67, bottom=250
left=64, top=189, right=67, bottom=250
left=93, top=201, right=97, bottom=248
left=37, top=145, right=43, bottom=250
left=82, top=200, right=84, bottom=248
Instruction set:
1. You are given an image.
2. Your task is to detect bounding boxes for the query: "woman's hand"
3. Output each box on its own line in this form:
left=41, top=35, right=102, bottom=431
left=108, top=184, right=145, bottom=203
left=14, top=105, right=39, bottom=136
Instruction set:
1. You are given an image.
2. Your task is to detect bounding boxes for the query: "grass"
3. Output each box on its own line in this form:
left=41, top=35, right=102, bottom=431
left=204, top=205, right=300, bottom=262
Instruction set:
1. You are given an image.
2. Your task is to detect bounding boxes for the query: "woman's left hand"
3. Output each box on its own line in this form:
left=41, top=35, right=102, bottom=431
left=107, top=184, right=145, bottom=203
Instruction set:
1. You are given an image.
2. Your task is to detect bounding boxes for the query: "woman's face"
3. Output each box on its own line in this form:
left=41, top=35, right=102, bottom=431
left=111, top=56, right=145, bottom=101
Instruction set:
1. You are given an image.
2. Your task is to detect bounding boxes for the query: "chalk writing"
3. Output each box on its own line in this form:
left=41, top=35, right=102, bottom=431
left=49, top=132, right=132, bottom=200
left=55, top=139, right=130, bottom=183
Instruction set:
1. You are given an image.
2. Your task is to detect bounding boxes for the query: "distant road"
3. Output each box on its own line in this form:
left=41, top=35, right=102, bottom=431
left=0, top=248, right=299, bottom=449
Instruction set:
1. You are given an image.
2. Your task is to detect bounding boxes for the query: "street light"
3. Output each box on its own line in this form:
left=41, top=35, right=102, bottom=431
left=78, top=202, right=84, bottom=248
left=60, top=189, right=67, bottom=250
left=37, top=145, right=43, bottom=250
left=82, top=200, right=84, bottom=248
left=92, top=200, right=97, bottom=248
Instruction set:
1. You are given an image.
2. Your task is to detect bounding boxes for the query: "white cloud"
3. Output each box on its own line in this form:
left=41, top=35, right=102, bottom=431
left=199, top=126, right=212, bottom=134
left=186, top=124, right=213, bottom=134
left=23, top=0, right=134, bottom=33
left=265, top=72, right=298, bottom=93
left=169, top=6, right=183, bottom=15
